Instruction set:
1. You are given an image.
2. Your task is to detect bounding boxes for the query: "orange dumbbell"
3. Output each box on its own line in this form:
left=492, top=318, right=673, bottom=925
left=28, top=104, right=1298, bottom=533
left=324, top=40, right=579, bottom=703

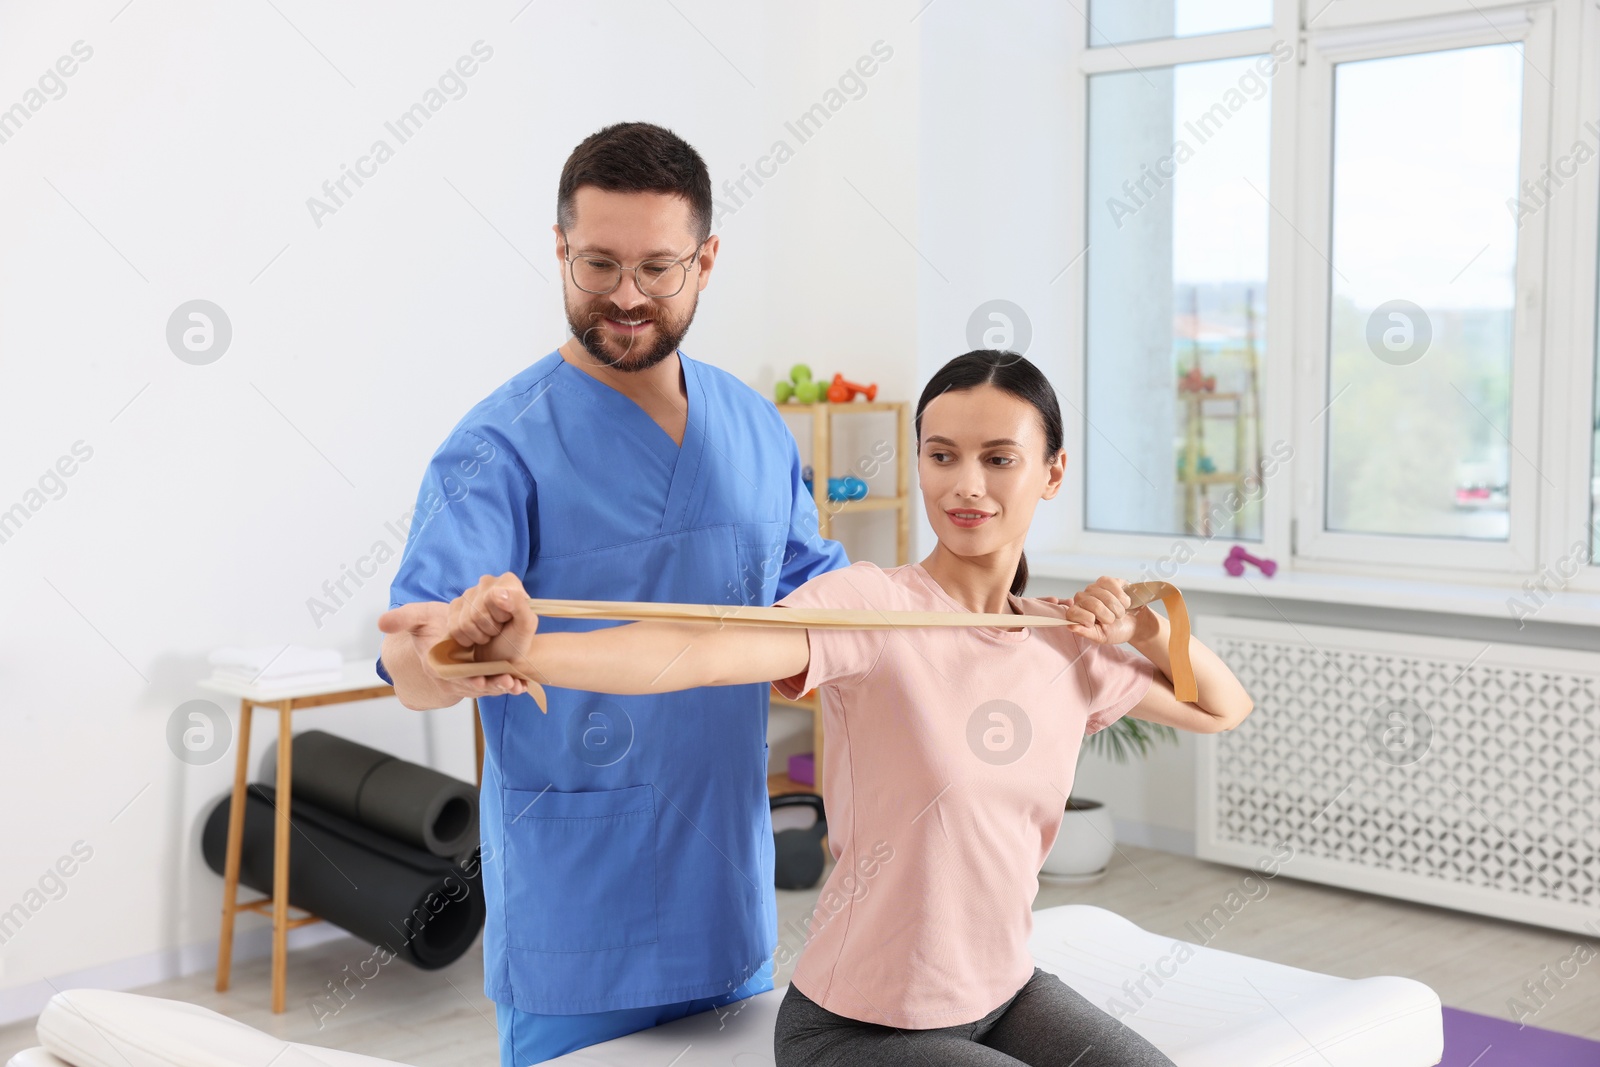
left=827, top=373, right=878, bottom=402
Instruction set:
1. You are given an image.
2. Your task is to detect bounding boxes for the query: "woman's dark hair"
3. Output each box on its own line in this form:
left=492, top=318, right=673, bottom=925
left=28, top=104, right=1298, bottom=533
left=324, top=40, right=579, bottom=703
left=914, top=350, right=1064, bottom=597
left=557, top=122, right=713, bottom=242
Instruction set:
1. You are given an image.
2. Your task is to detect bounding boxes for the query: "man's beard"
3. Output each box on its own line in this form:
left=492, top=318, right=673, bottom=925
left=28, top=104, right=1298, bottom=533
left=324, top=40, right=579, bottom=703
left=565, top=294, right=698, bottom=373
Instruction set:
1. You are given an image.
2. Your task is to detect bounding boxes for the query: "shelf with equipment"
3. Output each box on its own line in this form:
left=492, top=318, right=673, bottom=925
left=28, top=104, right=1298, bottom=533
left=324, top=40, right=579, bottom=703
left=768, top=399, right=911, bottom=797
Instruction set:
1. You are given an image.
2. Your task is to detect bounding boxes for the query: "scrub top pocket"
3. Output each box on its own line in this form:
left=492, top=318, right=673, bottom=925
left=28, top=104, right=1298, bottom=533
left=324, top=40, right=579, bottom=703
left=502, top=783, right=659, bottom=953
left=734, top=522, right=789, bottom=605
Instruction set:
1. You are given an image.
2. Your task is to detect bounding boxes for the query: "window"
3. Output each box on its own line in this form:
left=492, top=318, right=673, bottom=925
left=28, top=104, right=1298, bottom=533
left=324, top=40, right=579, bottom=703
left=1068, top=2, right=1596, bottom=592
left=1296, top=12, right=1549, bottom=573
left=1083, top=54, right=1277, bottom=541
left=1087, top=0, right=1272, bottom=47
left=1323, top=44, right=1523, bottom=542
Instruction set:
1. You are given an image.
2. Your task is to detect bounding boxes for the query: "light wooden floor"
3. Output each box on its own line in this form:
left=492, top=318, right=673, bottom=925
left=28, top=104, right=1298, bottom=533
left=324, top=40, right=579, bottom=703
left=3, top=844, right=1594, bottom=1062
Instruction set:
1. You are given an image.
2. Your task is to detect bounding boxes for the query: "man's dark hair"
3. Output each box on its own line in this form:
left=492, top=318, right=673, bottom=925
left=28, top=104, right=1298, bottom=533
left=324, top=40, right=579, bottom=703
left=557, top=122, right=713, bottom=243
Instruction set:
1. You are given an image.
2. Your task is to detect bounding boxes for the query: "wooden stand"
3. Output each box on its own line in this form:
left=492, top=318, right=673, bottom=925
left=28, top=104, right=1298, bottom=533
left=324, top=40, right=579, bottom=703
left=1176, top=285, right=1261, bottom=537
left=197, top=663, right=481, bottom=1013
left=1177, top=390, right=1252, bottom=537
left=770, top=400, right=913, bottom=797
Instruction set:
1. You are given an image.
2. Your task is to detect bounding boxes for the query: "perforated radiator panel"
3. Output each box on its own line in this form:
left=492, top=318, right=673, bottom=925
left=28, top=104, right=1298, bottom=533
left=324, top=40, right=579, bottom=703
left=1195, top=615, right=1600, bottom=934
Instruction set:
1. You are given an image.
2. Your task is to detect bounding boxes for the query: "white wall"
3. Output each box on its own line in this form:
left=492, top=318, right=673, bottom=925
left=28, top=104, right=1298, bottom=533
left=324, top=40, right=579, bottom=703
left=914, top=0, right=1078, bottom=560
left=0, top=0, right=921, bottom=1019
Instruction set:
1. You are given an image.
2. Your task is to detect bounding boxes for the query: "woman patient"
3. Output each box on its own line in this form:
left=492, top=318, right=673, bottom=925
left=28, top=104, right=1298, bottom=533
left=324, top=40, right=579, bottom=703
left=449, top=349, right=1253, bottom=1066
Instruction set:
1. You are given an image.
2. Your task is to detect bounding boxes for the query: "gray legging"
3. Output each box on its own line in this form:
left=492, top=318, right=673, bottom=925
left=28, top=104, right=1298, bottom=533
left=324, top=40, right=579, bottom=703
left=774, top=968, right=1177, bottom=1067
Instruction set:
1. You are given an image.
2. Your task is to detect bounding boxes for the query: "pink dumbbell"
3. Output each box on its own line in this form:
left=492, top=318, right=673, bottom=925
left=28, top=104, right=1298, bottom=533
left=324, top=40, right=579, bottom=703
left=1224, top=544, right=1277, bottom=577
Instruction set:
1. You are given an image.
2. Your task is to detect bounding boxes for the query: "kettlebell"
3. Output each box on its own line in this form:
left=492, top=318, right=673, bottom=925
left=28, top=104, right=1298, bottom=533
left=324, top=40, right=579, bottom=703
left=771, top=793, right=827, bottom=890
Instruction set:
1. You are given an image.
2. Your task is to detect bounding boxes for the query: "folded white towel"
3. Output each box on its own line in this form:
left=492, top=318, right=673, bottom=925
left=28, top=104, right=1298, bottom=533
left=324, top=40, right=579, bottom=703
left=207, top=644, right=343, bottom=679
left=210, top=665, right=345, bottom=687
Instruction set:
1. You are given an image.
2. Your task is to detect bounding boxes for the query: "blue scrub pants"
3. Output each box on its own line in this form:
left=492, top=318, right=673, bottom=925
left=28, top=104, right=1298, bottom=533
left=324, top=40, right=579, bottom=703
left=496, top=959, right=776, bottom=1066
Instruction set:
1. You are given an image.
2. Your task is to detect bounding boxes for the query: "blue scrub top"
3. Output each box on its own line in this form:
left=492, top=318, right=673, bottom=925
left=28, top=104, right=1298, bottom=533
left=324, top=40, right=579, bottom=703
left=381, top=349, right=849, bottom=1014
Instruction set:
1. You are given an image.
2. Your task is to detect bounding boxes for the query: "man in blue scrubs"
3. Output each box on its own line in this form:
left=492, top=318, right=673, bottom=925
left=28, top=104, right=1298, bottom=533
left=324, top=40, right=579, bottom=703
left=376, top=123, right=849, bottom=1065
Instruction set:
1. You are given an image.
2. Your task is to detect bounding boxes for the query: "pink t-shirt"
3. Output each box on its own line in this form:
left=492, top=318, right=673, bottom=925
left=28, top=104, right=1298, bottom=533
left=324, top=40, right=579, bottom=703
left=772, top=560, right=1156, bottom=1028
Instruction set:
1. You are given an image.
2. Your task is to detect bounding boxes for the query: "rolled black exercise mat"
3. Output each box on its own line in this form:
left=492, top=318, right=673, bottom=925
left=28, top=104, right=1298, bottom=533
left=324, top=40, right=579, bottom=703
left=284, top=729, right=478, bottom=858
left=201, top=784, right=485, bottom=969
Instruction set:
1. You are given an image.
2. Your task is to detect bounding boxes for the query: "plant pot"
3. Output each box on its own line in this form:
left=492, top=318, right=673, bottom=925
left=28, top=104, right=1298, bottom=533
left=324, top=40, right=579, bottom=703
left=1040, top=797, right=1115, bottom=884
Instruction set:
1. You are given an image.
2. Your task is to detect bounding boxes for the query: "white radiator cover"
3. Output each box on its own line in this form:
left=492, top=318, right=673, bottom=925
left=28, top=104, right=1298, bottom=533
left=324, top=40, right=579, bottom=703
left=1195, top=615, right=1600, bottom=935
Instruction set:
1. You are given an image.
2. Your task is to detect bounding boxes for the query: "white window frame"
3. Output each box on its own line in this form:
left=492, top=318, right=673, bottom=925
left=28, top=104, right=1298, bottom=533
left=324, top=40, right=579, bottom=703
left=1541, top=0, right=1600, bottom=597
left=1293, top=6, right=1552, bottom=575
left=1061, top=0, right=1600, bottom=602
left=1063, top=6, right=1300, bottom=575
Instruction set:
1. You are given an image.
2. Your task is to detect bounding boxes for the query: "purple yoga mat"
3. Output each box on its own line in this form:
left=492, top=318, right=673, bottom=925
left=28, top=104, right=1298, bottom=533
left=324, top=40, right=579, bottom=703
left=1440, top=1006, right=1600, bottom=1066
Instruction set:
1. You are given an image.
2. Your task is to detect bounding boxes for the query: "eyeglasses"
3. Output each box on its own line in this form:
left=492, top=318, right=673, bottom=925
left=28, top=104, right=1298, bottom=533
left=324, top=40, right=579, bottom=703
left=559, top=229, right=705, bottom=298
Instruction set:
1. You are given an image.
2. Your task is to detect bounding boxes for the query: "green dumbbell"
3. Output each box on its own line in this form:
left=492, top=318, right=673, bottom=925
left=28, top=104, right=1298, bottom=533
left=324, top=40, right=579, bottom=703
left=775, top=381, right=795, bottom=404
left=791, top=363, right=813, bottom=385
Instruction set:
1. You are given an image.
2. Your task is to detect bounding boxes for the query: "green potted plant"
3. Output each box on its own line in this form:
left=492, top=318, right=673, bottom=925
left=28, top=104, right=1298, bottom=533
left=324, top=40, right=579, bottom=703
left=1040, top=717, right=1178, bottom=883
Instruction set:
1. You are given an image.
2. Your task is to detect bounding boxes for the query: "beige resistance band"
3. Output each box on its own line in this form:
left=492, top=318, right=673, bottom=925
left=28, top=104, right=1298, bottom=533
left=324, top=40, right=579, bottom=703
left=426, top=581, right=1197, bottom=711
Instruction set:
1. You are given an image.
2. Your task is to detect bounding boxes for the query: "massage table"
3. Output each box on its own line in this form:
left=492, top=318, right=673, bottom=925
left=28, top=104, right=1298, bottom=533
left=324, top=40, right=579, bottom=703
left=7, top=905, right=1443, bottom=1067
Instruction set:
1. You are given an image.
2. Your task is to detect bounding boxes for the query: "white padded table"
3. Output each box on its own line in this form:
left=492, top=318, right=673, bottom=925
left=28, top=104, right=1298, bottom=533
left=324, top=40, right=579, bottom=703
left=14, top=988, right=408, bottom=1067
left=545, top=904, right=1443, bottom=1066
left=5, top=1052, right=70, bottom=1067
left=7, top=906, right=1442, bottom=1067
